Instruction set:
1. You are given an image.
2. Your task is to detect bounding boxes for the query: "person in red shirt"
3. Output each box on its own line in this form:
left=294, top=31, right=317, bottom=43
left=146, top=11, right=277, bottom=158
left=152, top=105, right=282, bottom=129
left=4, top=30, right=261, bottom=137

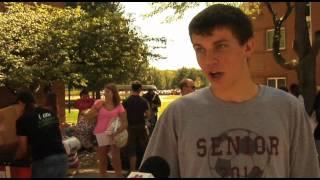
left=74, top=89, right=94, bottom=122
left=72, top=89, right=95, bottom=150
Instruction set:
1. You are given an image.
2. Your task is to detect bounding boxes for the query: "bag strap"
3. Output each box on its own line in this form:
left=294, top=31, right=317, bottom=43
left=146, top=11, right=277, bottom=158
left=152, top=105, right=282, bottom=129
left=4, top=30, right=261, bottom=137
left=114, top=117, right=119, bottom=131
left=152, top=93, right=156, bottom=101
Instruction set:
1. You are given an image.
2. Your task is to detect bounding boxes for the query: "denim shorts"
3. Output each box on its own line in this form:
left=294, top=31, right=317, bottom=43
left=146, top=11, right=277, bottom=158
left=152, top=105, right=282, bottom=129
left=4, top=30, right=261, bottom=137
left=32, top=153, right=68, bottom=178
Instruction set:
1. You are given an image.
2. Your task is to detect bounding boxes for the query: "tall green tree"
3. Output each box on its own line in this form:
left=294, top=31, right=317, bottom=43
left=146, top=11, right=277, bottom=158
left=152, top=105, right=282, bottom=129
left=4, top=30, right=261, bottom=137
left=73, top=2, right=165, bottom=98
left=0, top=3, right=84, bottom=92
left=0, top=2, right=166, bottom=97
left=160, top=70, right=176, bottom=89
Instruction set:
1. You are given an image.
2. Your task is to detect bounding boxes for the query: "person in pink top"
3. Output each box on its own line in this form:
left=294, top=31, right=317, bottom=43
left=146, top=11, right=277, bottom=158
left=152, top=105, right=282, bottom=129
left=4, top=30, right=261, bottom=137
left=89, top=83, right=128, bottom=177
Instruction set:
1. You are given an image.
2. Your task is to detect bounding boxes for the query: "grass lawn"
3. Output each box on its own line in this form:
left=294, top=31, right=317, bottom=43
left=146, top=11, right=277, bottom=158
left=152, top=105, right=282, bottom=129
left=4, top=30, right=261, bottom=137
left=65, top=109, right=79, bottom=125
left=158, top=95, right=180, bottom=116
left=65, top=95, right=180, bottom=124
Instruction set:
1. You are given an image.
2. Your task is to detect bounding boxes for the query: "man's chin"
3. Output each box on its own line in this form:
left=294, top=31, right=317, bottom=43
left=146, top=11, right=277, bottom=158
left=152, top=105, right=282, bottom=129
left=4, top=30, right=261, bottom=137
left=210, top=83, right=230, bottom=93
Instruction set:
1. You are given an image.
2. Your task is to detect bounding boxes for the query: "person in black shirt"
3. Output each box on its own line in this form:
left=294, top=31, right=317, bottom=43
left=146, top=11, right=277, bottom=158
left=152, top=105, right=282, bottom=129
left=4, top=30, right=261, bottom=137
left=123, top=81, right=150, bottom=171
left=142, top=89, right=161, bottom=136
left=14, top=90, right=68, bottom=178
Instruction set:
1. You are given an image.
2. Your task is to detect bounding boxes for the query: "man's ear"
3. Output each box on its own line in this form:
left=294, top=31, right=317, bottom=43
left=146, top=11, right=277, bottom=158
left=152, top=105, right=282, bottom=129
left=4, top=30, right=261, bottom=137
left=244, top=37, right=255, bottom=56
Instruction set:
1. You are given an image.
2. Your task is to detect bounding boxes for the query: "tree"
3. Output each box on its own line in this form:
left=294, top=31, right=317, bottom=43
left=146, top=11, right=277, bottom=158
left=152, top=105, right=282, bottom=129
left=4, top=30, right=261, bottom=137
left=144, top=2, right=262, bottom=23
left=160, top=70, right=176, bottom=89
left=0, top=2, right=166, bottom=97
left=72, top=2, right=165, bottom=98
left=146, top=2, right=320, bottom=115
left=0, top=3, right=84, bottom=92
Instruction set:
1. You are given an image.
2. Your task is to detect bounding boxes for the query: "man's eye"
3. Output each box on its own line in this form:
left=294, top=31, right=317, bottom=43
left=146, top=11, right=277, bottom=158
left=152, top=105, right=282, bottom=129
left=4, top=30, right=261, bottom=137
left=216, top=44, right=227, bottom=49
left=195, top=47, right=205, bottom=54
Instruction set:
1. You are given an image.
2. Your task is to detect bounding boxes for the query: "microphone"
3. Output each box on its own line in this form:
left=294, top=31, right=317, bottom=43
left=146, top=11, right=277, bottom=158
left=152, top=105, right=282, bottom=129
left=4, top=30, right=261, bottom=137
left=127, top=156, right=170, bottom=178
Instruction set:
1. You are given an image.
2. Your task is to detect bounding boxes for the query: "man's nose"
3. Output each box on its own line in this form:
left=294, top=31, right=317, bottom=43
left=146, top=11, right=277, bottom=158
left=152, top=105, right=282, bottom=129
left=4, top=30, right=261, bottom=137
left=202, top=51, right=219, bottom=66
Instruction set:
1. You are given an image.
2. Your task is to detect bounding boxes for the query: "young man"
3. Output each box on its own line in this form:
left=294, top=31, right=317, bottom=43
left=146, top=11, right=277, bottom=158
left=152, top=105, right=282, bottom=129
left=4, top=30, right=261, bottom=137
left=123, top=81, right=151, bottom=171
left=179, top=78, right=196, bottom=96
left=141, top=4, right=320, bottom=178
left=15, top=90, right=68, bottom=178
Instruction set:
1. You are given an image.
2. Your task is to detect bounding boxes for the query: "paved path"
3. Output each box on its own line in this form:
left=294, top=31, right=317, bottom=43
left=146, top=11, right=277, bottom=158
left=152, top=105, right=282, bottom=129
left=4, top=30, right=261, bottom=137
left=66, top=149, right=129, bottom=178
left=68, top=169, right=128, bottom=178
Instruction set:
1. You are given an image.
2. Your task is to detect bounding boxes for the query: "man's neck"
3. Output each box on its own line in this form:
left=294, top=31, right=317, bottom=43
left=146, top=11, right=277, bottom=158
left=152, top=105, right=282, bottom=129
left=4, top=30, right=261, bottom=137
left=131, top=91, right=140, bottom=96
left=211, top=81, right=259, bottom=103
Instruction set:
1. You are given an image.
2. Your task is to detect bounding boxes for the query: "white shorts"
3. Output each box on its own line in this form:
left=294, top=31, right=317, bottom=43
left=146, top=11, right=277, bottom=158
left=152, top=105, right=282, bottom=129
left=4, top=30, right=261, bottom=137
left=95, top=131, right=114, bottom=147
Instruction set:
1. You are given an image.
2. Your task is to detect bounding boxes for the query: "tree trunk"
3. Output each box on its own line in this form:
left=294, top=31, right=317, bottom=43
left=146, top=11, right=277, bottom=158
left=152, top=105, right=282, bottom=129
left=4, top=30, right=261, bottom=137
left=294, top=2, right=316, bottom=115
left=299, top=53, right=316, bottom=114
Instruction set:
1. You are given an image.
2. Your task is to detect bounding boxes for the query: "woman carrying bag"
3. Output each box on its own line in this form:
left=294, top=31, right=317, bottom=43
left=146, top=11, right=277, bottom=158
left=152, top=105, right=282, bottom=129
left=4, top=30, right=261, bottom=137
left=84, top=83, right=128, bottom=177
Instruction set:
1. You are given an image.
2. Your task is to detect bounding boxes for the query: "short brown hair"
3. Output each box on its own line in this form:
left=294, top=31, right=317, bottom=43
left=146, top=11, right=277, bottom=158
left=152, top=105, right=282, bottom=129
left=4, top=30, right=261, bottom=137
left=189, top=4, right=253, bottom=45
left=131, top=80, right=142, bottom=92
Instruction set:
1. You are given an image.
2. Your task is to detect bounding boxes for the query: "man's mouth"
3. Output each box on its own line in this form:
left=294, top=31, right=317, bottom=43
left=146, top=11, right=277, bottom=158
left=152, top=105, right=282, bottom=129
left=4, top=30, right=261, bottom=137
left=209, top=72, right=224, bottom=80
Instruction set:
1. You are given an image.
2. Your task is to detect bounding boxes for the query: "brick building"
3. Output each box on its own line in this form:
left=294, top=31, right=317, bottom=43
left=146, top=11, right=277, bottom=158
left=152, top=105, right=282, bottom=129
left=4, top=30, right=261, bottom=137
left=249, top=2, right=320, bottom=90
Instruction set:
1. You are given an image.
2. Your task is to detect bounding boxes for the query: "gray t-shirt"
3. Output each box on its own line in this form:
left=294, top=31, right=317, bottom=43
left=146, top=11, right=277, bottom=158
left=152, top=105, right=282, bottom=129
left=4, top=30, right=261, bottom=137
left=142, top=85, right=320, bottom=178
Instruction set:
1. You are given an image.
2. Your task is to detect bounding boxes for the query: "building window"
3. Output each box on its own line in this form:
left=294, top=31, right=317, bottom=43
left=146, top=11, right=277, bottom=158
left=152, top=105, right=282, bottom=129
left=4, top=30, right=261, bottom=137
left=267, top=77, right=287, bottom=89
left=266, top=28, right=285, bottom=51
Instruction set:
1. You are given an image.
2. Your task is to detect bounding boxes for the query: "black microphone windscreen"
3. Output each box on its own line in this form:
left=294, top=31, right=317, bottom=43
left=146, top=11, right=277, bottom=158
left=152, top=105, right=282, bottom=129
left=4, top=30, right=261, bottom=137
left=139, top=156, right=170, bottom=178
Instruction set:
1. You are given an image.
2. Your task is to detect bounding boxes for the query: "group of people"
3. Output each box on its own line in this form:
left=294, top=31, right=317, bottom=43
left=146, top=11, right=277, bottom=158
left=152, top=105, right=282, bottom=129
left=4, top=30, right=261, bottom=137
left=13, top=3, right=320, bottom=178
left=13, top=77, right=198, bottom=178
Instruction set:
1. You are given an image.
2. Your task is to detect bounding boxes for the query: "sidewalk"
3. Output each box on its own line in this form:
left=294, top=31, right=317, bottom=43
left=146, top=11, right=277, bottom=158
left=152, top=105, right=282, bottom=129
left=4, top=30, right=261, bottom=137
left=68, top=169, right=128, bottom=178
left=67, top=150, right=129, bottom=178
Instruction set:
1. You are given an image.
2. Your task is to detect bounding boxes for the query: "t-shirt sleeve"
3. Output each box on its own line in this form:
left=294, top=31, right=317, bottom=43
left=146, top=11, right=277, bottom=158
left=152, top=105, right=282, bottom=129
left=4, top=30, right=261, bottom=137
left=289, top=101, right=320, bottom=177
left=141, top=101, right=180, bottom=177
left=117, top=104, right=126, bottom=114
left=16, top=116, right=29, bottom=136
left=93, top=99, right=103, bottom=110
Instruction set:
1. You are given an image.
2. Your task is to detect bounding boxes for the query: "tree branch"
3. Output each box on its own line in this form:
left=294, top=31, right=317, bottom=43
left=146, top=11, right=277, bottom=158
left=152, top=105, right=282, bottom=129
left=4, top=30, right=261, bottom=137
left=265, top=3, right=276, bottom=25
left=281, top=2, right=293, bottom=22
left=265, top=3, right=296, bottom=69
